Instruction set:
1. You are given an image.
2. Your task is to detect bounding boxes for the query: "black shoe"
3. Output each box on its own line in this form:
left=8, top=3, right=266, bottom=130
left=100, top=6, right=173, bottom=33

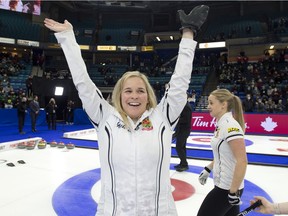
left=176, top=165, right=189, bottom=172
left=178, top=5, right=209, bottom=35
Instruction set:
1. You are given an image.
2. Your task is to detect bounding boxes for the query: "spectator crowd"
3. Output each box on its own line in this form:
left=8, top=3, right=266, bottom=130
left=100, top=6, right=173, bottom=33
left=218, top=50, right=288, bottom=113
left=1, top=48, right=288, bottom=114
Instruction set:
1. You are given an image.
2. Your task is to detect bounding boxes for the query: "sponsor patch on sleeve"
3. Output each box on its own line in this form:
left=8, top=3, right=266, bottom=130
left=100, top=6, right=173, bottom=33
left=227, top=127, right=240, bottom=133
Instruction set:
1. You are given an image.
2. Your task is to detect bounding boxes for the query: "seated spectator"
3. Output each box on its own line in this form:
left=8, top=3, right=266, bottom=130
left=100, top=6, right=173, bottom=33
left=188, top=91, right=197, bottom=111
left=1, top=73, right=10, bottom=86
left=265, top=98, right=276, bottom=113
left=254, top=98, right=265, bottom=113
left=284, top=98, right=288, bottom=112
left=4, top=98, right=13, bottom=109
left=276, top=99, right=285, bottom=113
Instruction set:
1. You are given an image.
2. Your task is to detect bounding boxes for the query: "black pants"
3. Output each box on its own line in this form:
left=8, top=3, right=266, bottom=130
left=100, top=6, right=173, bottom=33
left=66, top=111, right=74, bottom=123
left=175, top=128, right=190, bottom=166
left=47, top=113, right=56, bottom=130
left=197, top=186, right=244, bottom=216
left=18, top=113, right=25, bottom=132
left=30, top=112, right=38, bottom=131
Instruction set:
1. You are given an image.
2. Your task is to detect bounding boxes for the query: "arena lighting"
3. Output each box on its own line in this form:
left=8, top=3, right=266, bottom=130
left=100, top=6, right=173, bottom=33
left=55, top=87, right=64, bottom=96
left=156, top=36, right=160, bottom=41
left=269, top=45, right=274, bottom=49
left=199, top=41, right=226, bottom=49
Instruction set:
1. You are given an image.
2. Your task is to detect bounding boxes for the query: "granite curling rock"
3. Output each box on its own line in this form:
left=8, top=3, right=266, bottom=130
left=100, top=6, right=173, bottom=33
left=57, top=141, right=65, bottom=148
left=37, top=139, right=47, bottom=149
left=50, top=140, right=57, bottom=147
left=18, top=142, right=27, bottom=149
left=66, top=142, right=75, bottom=149
left=26, top=141, right=36, bottom=150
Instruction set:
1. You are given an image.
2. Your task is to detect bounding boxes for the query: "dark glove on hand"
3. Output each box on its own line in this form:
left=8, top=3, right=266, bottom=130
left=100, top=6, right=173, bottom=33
left=228, top=191, right=242, bottom=206
left=178, top=5, right=209, bottom=36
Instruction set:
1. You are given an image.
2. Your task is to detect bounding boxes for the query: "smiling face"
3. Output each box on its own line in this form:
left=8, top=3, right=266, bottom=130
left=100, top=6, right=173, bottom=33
left=207, top=94, right=227, bottom=120
left=121, top=76, right=148, bottom=122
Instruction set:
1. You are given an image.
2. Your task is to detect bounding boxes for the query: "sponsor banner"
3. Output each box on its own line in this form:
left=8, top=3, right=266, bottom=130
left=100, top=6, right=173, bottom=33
left=117, top=46, right=137, bottom=51
left=17, top=39, right=39, bottom=47
left=0, top=37, right=15, bottom=44
left=141, top=46, right=154, bottom=51
left=199, top=41, right=226, bottom=49
left=97, top=45, right=116, bottom=51
left=191, top=112, right=287, bottom=136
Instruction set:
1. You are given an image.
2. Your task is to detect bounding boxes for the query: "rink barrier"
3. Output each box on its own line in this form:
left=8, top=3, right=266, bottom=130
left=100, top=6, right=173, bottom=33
left=63, top=128, right=97, bottom=139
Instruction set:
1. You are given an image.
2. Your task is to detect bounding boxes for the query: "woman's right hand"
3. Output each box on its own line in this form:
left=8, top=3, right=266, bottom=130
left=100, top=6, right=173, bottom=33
left=44, top=18, right=73, bottom=33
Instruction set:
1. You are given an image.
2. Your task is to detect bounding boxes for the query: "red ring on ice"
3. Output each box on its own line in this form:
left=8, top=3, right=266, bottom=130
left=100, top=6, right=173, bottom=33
left=171, top=178, right=195, bottom=201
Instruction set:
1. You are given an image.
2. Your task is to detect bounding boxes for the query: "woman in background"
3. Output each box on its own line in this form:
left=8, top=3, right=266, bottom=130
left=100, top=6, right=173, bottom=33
left=45, top=97, right=57, bottom=130
left=197, top=89, right=248, bottom=216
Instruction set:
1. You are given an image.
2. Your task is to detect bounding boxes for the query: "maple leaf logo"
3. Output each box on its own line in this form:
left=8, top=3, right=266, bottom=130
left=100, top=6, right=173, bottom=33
left=260, top=117, right=278, bottom=132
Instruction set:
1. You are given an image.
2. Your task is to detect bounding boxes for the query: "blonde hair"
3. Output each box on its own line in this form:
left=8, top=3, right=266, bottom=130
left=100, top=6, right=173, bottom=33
left=210, top=89, right=245, bottom=132
left=49, top=98, right=56, bottom=104
left=112, top=71, right=157, bottom=127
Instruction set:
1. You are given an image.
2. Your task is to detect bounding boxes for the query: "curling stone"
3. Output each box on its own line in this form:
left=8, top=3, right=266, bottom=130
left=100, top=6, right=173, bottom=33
left=57, top=141, right=65, bottom=148
left=37, top=139, right=47, bottom=149
left=49, top=141, right=57, bottom=147
left=66, top=142, right=75, bottom=149
left=26, top=141, right=36, bottom=150
left=18, top=142, right=27, bottom=149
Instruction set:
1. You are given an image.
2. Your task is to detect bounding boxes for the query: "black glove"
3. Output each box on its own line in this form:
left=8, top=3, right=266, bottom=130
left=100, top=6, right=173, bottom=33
left=178, top=5, right=209, bottom=36
left=228, top=191, right=242, bottom=205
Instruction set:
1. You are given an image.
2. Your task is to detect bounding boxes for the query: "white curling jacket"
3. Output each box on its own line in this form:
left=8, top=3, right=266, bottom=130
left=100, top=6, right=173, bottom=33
left=55, top=30, right=196, bottom=216
left=211, top=112, right=245, bottom=190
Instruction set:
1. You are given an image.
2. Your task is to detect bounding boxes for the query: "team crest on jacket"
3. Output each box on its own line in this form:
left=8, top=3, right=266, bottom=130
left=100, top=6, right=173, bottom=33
left=141, top=117, right=153, bottom=131
left=227, top=127, right=240, bottom=133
